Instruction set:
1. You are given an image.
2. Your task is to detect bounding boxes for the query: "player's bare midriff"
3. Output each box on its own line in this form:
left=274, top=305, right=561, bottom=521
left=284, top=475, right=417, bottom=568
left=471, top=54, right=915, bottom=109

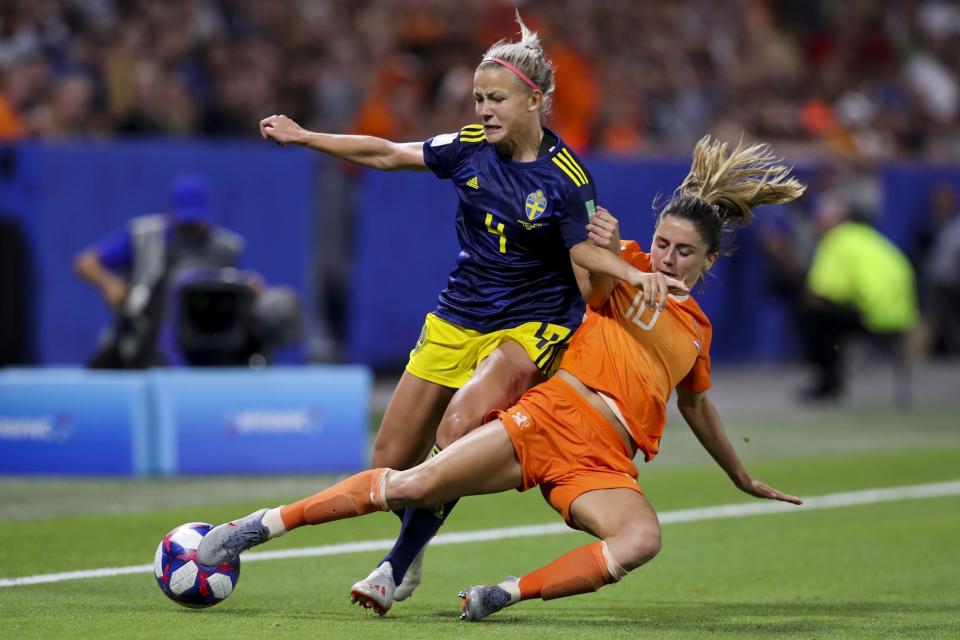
left=556, top=369, right=636, bottom=456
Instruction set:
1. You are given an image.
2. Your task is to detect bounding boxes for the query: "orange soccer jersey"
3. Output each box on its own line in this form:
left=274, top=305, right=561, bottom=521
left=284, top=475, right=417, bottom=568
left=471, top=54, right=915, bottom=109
left=560, top=240, right=713, bottom=461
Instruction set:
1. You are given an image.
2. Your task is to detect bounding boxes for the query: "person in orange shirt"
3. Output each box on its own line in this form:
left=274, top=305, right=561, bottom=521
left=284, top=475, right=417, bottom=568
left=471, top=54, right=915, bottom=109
left=195, top=136, right=806, bottom=621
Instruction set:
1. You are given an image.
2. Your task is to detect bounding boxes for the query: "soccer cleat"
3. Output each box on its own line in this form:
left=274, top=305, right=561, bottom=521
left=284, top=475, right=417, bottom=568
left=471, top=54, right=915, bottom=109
left=392, top=546, right=426, bottom=602
left=350, top=561, right=396, bottom=616
left=458, top=577, right=518, bottom=622
left=196, top=508, right=270, bottom=567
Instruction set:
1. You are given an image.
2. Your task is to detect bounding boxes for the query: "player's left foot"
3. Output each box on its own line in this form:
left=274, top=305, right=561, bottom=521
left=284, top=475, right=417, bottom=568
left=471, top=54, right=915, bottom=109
left=196, top=508, right=270, bottom=566
left=458, top=577, right=519, bottom=622
left=350, top=561, right=396, bottom=616
left=393, top=546, right=426, bottom=602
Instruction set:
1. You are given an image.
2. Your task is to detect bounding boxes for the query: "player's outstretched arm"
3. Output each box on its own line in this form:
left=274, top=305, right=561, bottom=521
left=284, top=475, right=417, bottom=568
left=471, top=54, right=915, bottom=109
left=676, top=387, right=803, bottom=505
left=259, top=114, right=427, bottom=171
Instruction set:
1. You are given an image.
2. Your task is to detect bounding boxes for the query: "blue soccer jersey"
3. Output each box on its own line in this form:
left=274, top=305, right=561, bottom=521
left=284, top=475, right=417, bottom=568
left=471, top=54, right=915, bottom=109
left=423, top=124, right=597, bottom=333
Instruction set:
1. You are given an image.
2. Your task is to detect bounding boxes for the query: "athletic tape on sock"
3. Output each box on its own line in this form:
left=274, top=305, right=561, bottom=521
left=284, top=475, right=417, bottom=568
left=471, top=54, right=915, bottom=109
left=373, top=469, right=391, bottom=512
left=262, top=507, right=287, bottom=538
left=601, top=541, right=629, bottom=581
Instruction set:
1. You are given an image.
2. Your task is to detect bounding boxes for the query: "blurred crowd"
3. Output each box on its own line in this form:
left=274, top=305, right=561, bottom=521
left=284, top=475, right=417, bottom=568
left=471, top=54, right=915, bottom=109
left=1, top=0, right=960, bottom=159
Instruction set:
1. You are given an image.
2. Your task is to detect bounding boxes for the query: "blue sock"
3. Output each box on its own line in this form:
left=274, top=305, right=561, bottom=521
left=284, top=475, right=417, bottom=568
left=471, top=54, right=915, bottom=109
left=380, top=443, right=459, bottom=584
left=382, top=498, right=459, bottom=584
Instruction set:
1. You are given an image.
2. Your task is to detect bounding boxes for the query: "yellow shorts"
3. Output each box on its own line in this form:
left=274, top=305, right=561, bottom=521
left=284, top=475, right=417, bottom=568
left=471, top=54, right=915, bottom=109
left=406, top=313, right=574, bottom=389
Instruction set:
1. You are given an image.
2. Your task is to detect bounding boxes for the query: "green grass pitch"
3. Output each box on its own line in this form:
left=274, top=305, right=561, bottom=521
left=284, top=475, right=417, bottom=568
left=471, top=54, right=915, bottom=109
left=1, top=406, right=959, bottom=639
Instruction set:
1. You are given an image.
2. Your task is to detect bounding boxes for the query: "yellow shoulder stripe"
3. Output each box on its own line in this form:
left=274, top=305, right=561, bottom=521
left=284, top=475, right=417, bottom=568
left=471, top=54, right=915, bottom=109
left=460, top=124, right=487, bottom=142
left=552, top=157, right=582, bottom=186
left=558, top=148, right=589, bottom=185
left=459, top=124, right=486, bottom=142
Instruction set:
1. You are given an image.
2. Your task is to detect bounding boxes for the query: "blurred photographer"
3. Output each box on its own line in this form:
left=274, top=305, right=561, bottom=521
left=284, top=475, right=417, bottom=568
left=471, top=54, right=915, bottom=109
left=74, top=174, right=248, bottom=368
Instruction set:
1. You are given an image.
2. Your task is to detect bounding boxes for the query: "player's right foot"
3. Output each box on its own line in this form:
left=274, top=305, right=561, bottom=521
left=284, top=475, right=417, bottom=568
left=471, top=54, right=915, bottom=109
left=350, top=561, right=396, bottom=616
left=392, top=546, right=426, bottom=602
left=458, top=577, right=519, bottom=622
left=196, top=508, right=270, bottom=567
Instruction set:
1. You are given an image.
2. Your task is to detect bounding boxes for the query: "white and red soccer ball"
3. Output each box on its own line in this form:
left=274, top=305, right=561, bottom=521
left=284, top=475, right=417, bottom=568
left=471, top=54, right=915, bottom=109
left=155, top=522, right=240, bottom=608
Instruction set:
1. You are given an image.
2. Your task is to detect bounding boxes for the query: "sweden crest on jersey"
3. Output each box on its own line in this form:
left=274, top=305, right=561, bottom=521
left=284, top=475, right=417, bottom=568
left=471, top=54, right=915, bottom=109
left=525, top=190, right=548, bottom=221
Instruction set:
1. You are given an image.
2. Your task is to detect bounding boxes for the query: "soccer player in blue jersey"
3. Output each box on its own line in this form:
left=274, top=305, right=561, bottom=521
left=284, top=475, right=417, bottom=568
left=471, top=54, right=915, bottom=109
left=253, top=14, right=617, bottom=615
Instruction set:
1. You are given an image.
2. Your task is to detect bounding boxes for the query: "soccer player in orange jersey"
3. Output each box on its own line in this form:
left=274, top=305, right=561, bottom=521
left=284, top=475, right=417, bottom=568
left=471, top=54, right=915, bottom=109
left=197, top=136, right=806, bottom=621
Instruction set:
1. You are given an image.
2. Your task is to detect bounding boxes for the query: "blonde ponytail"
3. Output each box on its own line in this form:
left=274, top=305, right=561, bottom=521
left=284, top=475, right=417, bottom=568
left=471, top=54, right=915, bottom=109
left=678, top=135, right=806, bottom=226
left=660, top=136, right=806, bottom=254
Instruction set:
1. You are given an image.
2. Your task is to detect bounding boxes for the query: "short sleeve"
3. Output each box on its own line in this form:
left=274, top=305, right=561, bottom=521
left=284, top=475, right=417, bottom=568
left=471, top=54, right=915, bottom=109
left=94, top=227, right=134, bottom=271
left=424, top=125, right=484, bottom=180
left=422, top=132, right=459, bottom=179
left=679, top=317, right=712, bottom=393
left=556, top=181, right=596, bottom=248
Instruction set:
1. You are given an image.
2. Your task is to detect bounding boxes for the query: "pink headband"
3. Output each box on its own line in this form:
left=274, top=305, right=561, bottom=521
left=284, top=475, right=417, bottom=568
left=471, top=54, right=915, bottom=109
left=483, top=57, right=540, bottom=92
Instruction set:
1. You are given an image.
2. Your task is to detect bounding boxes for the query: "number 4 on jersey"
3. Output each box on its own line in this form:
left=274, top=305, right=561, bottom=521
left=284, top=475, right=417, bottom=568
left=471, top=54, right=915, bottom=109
left=485, top=213, right=507, bottom=253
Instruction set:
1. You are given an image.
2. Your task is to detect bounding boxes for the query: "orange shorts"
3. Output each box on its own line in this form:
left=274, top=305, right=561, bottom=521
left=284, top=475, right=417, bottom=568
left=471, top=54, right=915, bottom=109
left=497, top=375, right=642, bottom=527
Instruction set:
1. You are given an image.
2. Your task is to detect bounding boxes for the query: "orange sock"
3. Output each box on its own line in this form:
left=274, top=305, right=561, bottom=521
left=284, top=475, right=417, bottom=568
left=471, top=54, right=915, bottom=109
left=519, top=542, right=614, bottom=601
left=280, top=468, right=389, bottom=531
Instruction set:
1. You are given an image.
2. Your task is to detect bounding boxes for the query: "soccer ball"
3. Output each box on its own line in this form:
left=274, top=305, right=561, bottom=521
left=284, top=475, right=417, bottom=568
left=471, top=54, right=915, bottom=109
left=155, top=522, right=241, bottom=608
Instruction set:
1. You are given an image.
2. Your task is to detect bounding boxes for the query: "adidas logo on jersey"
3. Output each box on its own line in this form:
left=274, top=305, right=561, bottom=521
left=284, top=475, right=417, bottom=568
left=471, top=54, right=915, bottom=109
left=466, top=176, right=479, bottom=190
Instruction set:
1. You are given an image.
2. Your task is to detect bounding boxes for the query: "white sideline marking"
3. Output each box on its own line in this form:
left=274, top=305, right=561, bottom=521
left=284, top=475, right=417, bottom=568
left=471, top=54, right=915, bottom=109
left=2, top=480, right=959, bottom=589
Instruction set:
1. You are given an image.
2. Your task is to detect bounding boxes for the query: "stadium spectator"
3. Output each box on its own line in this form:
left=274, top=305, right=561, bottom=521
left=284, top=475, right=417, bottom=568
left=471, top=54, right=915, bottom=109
left=797, top=193, right=919, bottom=401
left=0, top=1, right=957, bottom=160
left=924, top=198, right=960, bottom=355
left=258, top=13, right=621, bottom=615
left=911, top=182, right=960, bottom=356
left=194, top=136, right=804, bottom=621
left=73, top=173, right=249, bottom=368
left=0, top=214, right=32, bottom=365
left=756, top=204, right=815, bottom=320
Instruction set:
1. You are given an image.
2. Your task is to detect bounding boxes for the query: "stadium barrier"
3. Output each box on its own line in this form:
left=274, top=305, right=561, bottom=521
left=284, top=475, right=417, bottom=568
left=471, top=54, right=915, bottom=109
left=2, top=142, right=958, bottom=368
left=0, top=366, right=370, bottom=476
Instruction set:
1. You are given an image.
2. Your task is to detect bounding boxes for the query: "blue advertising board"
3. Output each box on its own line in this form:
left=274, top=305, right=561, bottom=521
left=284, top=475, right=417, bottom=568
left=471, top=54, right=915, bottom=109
left=149, top=366, right=370, bottom=475
left=0, top=141, right=316, bottom=365
left=0, top=369, right=150, bottom=475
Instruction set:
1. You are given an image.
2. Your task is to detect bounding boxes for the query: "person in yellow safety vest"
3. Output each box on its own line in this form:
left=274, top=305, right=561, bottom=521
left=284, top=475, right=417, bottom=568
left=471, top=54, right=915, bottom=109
left=798, top=195, right=918, bottom=401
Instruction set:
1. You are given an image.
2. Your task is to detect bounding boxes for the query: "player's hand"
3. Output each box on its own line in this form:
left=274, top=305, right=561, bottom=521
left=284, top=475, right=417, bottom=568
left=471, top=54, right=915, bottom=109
left=737, top=476, right=803, bottom=505
left=103, top=279, right=128, bottom=310
left=627, top=271, right=688, bottom=311
left=260, top=114, right=304, bottom=146
left=587, top=205, right=620, bottom=252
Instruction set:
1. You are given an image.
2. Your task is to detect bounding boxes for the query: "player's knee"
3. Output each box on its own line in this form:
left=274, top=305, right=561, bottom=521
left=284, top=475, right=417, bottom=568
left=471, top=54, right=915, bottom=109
left=371, top=437, right=417, bottom=470
left=386, top=466, right=442, bottom=508
left=385, top=469, right=427, bottom=506
left=370, top=441, right=397, bottom=469
left=615, top=528, right=661, bottom=571
left=436, top=410, right=479, bottom=448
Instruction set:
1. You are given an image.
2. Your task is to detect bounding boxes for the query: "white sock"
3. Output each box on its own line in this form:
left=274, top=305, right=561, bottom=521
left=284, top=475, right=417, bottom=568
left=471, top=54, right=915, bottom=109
left=262, top=506, right=287, bottom=539
left=498, top=577, right=521, bottom=604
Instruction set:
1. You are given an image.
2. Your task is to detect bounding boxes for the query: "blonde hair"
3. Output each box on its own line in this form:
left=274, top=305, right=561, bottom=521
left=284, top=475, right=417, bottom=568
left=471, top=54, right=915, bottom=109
left=662, top=135, right=807, bottom=254
left=478, top=11, right=556, bottom=115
